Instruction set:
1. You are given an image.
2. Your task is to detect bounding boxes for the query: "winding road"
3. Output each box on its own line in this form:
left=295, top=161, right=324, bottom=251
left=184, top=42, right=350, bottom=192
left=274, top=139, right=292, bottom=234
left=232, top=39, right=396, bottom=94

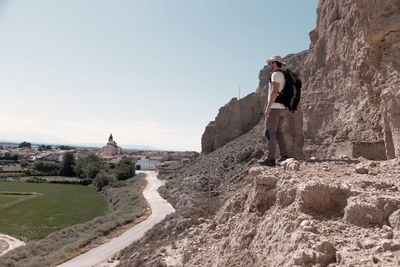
left=58, top=171, right=175, bottom=267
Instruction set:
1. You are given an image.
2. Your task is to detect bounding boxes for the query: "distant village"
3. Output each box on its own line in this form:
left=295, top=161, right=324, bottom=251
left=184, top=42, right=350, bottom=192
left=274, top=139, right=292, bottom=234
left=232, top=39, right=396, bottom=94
left=0, top=134, right=199, bottom=174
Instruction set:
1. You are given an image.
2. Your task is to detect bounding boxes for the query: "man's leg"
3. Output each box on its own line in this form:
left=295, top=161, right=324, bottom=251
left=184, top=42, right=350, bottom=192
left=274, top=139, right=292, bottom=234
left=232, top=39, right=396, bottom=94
left=276, top=109, right=288, bottom=158
left=266, top=109, right=280, bottom=160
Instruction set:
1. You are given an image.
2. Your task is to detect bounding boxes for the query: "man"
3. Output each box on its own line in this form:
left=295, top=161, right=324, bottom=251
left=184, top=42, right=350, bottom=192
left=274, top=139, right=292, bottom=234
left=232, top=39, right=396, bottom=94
left=259, top=55, right=289, bottom=166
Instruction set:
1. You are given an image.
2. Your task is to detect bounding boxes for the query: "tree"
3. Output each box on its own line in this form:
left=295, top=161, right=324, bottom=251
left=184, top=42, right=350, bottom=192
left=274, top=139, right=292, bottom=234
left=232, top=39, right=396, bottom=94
left=94, top=170, right=116, bottom=191
left=1, top=152, right=18, bottom=161
left=76, top=154, right=106, bottom=179
left=38, top=145, right=52, bottom=151
left=58, top=145, right=74, bottom=150
left=114, top=158, right=136, bottom=180
left=32, top=161, right=60, bottom=175
left=73, top=158, right=85, bottom=178
left=59, top=152, right=75, bottom=177
left=84, top=161, right=105, bottom=179
left=18, top=141, right=31, bottom=149
left=20, top=161, right=29, bottom=168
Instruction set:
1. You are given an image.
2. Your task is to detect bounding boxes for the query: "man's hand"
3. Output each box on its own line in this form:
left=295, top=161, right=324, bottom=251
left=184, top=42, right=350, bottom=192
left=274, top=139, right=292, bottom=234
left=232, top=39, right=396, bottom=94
left=264, top=109, right=270, bottom=118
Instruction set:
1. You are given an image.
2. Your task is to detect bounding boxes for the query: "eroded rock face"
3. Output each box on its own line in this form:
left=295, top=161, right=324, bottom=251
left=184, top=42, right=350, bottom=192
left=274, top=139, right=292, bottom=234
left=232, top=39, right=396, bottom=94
left=201, top=93, right=263, bottom=154
left=344, top=196, right=400, bottom=227
left=299, top=182, right=351, bottom=216
left=299, top=0, right=400, bottom=159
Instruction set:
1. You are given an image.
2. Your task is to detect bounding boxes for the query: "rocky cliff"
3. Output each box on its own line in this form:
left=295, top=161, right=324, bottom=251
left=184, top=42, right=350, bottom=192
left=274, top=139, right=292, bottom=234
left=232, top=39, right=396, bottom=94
left=299, top=0, right=400, bottom=160
left=201, top=92, right=263, bottom=154
left=202, top=0, right=400, bottom=161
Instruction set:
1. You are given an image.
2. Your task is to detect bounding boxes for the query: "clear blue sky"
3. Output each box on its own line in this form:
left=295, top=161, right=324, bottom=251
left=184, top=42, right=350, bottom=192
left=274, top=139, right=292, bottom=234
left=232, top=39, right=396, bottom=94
left=0, top=0, right=318, bottom=151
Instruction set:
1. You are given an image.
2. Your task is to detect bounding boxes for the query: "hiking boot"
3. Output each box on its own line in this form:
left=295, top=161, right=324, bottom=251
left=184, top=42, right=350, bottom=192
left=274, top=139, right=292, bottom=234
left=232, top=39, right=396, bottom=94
left=258, top=158, right=276, bottom=167
left=277, top=155, right=289, bottom=163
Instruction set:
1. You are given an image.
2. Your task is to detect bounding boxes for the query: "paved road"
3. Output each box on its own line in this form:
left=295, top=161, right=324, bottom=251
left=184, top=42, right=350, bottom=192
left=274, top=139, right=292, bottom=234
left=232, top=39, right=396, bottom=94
left=58, top=171, right=175, bottom=267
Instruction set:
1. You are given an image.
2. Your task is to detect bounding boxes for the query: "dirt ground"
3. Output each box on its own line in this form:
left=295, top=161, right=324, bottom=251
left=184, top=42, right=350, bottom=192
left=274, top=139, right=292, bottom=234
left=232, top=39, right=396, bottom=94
left=0, top=239, right=9, bottom=254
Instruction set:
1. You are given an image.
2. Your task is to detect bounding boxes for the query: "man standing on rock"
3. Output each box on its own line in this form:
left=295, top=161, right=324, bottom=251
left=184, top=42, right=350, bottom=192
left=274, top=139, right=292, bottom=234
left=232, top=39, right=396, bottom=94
left=259, top=55, right=289, bottom=166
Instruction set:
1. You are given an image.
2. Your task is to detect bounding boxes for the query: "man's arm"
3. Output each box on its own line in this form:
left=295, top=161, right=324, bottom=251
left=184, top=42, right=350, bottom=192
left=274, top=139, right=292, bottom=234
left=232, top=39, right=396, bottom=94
left=264, top=81, right=280, bottom=118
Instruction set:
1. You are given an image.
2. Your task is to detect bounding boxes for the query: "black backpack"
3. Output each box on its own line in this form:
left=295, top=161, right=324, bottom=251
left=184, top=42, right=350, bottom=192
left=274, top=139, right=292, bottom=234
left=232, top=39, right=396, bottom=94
left=271, top=69, right=302, bottom=112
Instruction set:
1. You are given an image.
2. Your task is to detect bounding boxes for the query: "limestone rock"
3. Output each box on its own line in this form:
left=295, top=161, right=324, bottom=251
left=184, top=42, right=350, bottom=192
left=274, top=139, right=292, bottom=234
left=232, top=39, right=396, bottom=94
left=255, top=175, right=278, bottom=189
left=299, top=0, right=400, bottom=160
left=248, top=166, right=264, bottom=177
left=344, top=196, right=400, bottom=227
left=315, top=241, right=336, bottom=266
left=355, top=164, right=369, bottom=174
left=361, top=240, right=376, bottom=249
left=201, top=93, right=263, bottom=154
left=300, top=182, right=351, bottom=215
left=389, top=209, right=400, bottom=230
left=338, top=154, right=351, bottom=160
left=281, top=158, right=300, bottom=171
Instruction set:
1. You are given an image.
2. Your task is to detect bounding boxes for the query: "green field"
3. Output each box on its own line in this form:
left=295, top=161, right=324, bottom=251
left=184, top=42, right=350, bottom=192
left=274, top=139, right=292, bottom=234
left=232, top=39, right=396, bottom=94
left=0, top=182, right=108, bottom=240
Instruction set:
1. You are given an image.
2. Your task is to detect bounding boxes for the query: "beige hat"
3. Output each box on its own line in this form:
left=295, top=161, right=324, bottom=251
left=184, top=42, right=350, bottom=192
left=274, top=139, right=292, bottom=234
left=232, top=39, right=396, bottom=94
left=266, top=55, right=285, bottom=64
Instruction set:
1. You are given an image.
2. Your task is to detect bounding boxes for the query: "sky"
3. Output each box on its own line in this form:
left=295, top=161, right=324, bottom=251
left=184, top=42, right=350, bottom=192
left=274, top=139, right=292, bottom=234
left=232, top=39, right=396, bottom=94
left=0, top=0, right=318, bottom=152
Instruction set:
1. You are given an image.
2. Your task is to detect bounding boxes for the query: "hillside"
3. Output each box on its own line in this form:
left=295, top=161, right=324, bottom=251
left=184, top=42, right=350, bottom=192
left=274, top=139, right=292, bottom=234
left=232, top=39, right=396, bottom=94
left=158, top=158, right=400, bottom=266
left=117, top=118, right=400, bottom=267
left=117, top=0, right=400, bottom=266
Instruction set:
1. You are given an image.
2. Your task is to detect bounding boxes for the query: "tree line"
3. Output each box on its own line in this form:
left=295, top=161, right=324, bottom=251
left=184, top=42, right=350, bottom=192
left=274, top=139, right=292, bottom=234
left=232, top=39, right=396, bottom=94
left=28, top=153, right=136, bottom=190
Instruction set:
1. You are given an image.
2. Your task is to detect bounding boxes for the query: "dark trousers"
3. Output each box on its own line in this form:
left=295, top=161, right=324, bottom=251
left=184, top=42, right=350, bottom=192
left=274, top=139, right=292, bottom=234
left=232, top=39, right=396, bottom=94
left=265, top=109, right=288, bottom=159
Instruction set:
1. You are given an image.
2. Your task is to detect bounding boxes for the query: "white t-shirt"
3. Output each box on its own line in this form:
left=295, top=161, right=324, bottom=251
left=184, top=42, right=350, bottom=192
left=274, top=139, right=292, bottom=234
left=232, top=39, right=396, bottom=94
left=268, top=71, right=286, bottom=109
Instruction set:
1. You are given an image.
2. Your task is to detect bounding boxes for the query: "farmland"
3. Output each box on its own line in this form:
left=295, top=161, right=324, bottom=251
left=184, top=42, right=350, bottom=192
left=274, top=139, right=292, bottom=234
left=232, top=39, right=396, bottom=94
left=0, top=182, right=108, bottom=240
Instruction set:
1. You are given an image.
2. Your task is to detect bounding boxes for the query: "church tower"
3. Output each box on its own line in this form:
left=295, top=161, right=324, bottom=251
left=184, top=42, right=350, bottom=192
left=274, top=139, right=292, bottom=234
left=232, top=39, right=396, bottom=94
left=102, top=133, right=122, bottom=156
